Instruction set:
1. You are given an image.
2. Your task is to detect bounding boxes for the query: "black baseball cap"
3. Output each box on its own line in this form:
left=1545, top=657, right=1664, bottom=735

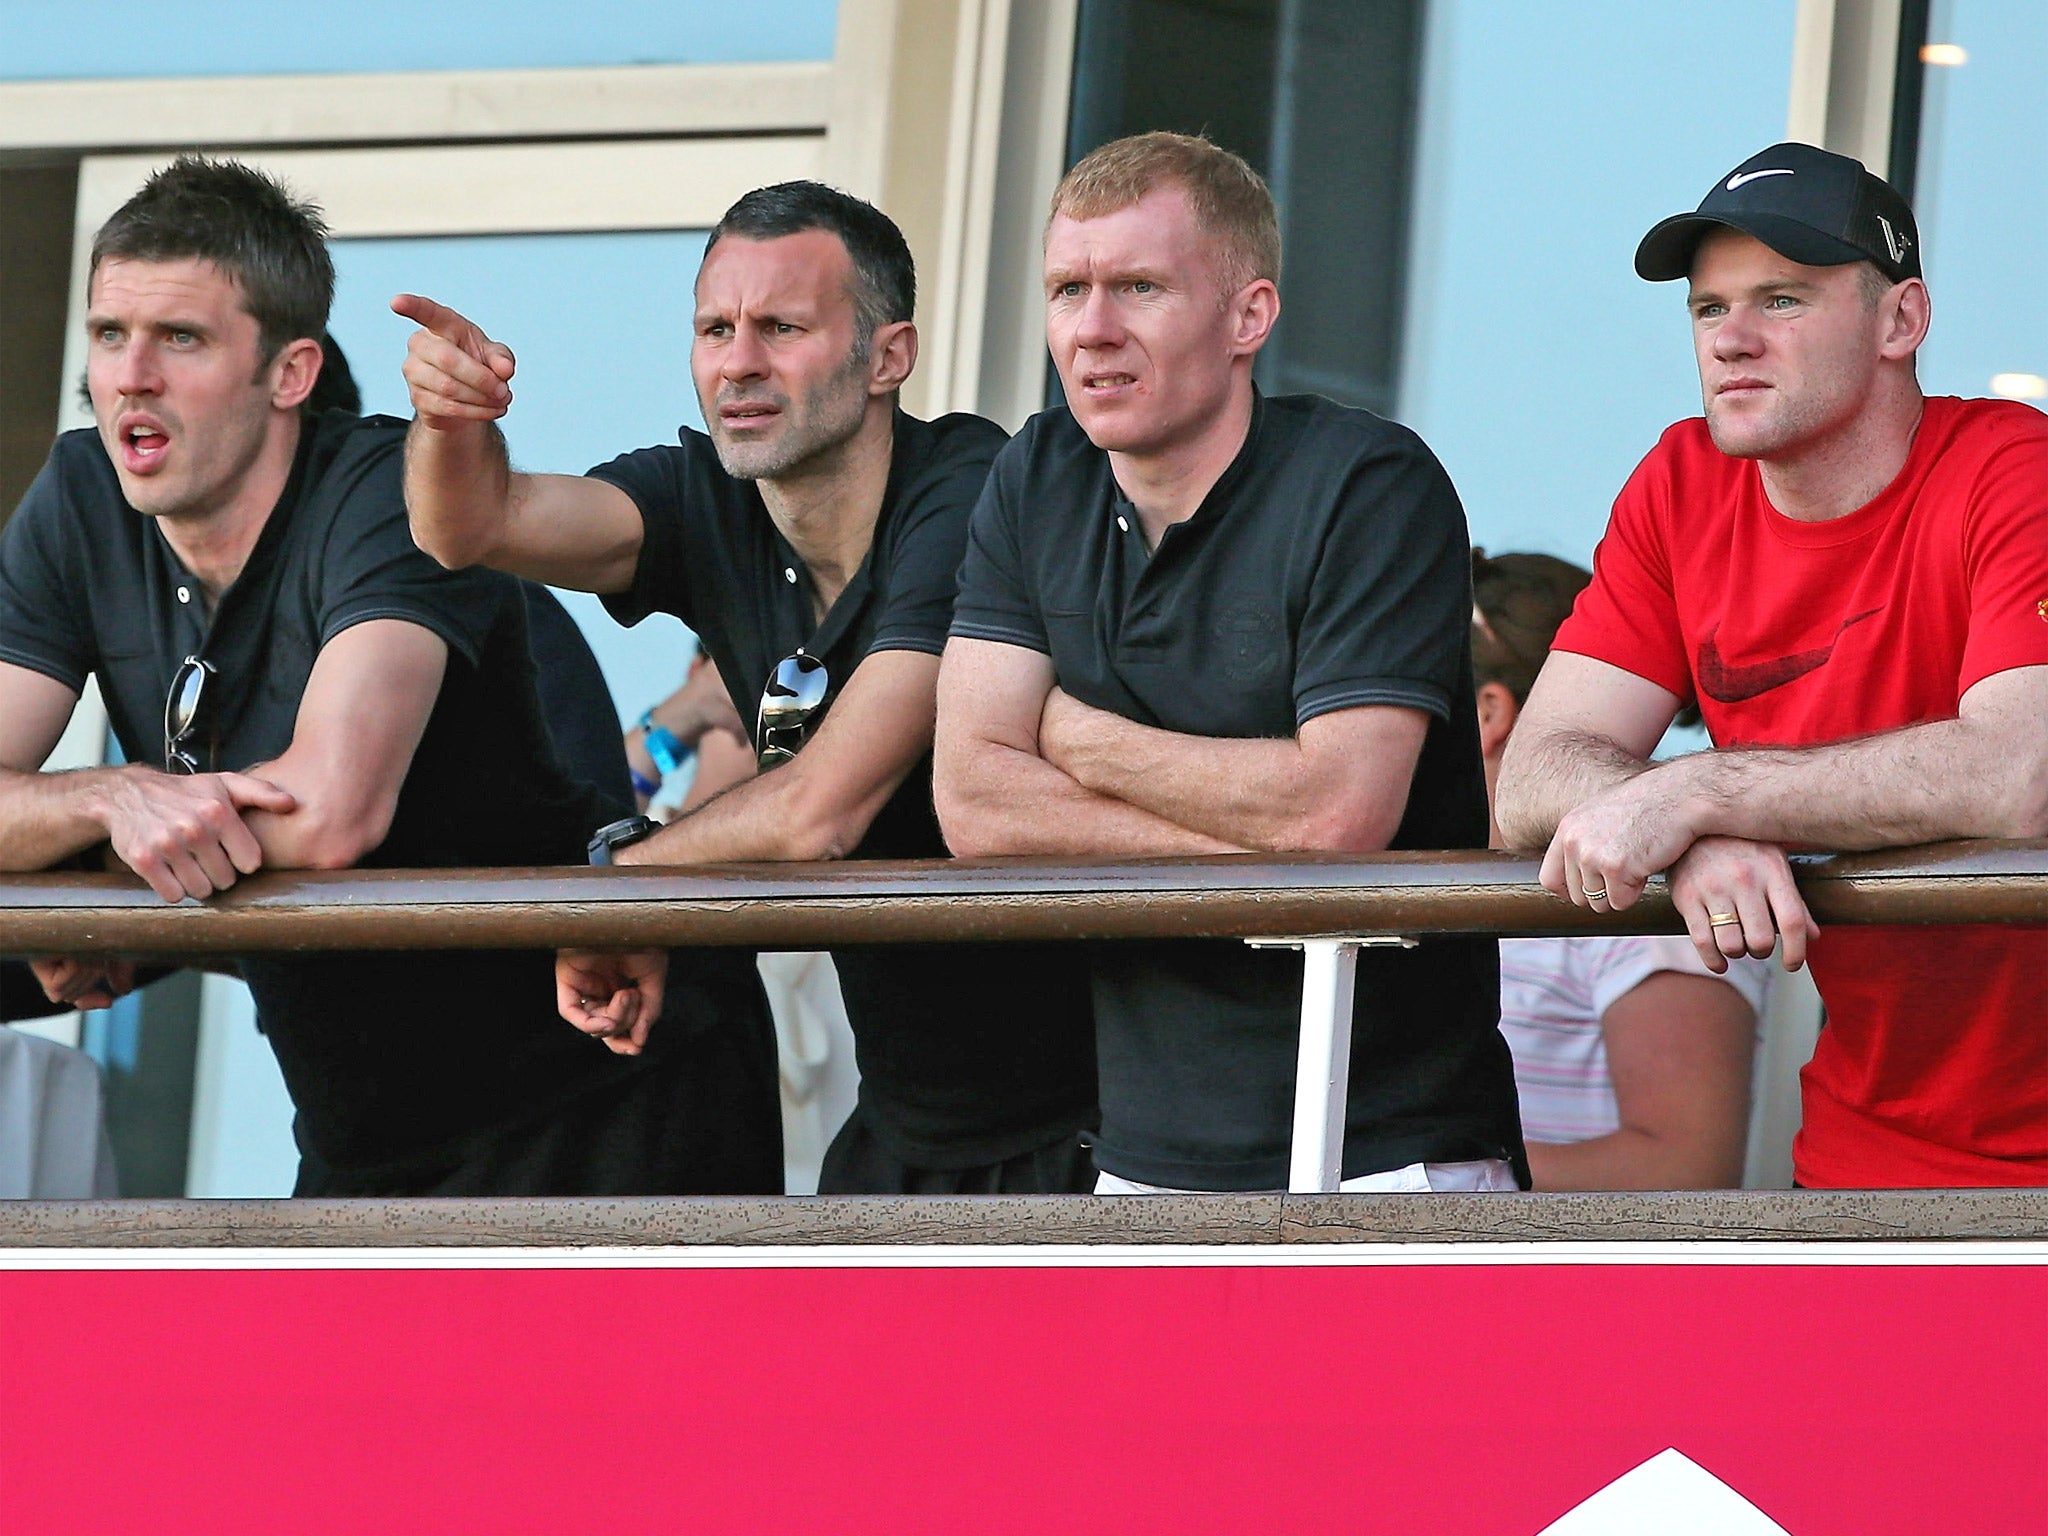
left=1635, top=142, right=1921, bottom=284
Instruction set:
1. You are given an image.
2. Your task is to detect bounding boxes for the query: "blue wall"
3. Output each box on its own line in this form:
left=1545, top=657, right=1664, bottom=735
left=1397, top=0, right=1798, bottom=570
left=329, top=230, right=715, bottom=726
left=0, top=0, right=836, bottom=78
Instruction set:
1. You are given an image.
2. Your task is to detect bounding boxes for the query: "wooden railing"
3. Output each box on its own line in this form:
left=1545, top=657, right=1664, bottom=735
left=3, top=839, right=2041, bottom=1229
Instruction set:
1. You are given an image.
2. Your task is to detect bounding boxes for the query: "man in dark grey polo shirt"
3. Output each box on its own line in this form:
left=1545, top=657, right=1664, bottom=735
left=0, top=156, right=780, bottom=1195
left=398, top=182, right=1098, bottom=1193
left=936, top=132, right=1524, bottom=1193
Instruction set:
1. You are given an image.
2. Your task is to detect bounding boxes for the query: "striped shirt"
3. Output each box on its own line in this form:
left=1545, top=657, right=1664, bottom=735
left=1499, top=936, right=1771, bottom=1144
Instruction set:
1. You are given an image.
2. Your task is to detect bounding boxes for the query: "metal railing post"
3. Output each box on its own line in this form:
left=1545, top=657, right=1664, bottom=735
left=1248, top=934, right=1415, bottom=1194
left=1288, top=938, right=1359, bottom=1193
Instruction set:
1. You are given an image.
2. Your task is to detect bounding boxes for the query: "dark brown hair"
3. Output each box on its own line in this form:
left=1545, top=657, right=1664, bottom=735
left=1470, top=549, right=1593, bottom=706
left=91, top=155, right=333, bottom=365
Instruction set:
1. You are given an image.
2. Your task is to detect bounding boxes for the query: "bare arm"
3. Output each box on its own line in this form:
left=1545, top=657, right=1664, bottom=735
left=1526, top=970, right=1757, bottom=1191
left=1648, top=663, right=2048, bottom=849
left=1038, top=688, right=1429, bottom=853
left=238, top=619, right=447, bottom=870
left=0, top=660, right=294, bottom=902
left=933, top=637, right=1242, bottom=857
left=618, top=648, right=934, bottom=865
left=1516, top=658, right=2045, bottom=970
left=561, top=648, right=952, bottom=1054
left=1493, top=652, right=1681, bottom=851
left=393, top=293, right=645, bottom=592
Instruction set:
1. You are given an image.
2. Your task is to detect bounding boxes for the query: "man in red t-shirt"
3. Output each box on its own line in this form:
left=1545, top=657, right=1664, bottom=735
left=1496, top=142, right=2048, bottom=1188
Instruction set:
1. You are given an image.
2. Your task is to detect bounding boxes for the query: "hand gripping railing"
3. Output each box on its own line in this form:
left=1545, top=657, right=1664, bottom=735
left=3, top=840, right=2041, bottom=1194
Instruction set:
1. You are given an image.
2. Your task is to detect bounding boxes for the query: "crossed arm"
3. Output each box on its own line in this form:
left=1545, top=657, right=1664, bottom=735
left=1496, top=652, right=2048, bottom=971
left=933, top=637, right=1427, bottom=859
left=1, top=621, right=447, bottom=1006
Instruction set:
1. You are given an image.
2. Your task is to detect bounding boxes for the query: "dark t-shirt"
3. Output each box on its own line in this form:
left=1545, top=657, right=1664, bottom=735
left=952, top=393, right=1525, bottom=1189
left=0, top=412, right=763, bottom=1185
left=590, top=410, right=1097, bottom=1168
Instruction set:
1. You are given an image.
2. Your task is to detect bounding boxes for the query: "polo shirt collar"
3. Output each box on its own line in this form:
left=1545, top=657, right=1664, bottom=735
left=769, top=407, right=921, bottom=661
left=1112, top=386, right=1267, bottom=548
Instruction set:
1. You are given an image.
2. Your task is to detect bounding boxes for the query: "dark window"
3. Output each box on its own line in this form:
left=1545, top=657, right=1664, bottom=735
left=1063, top=0, right=1425, bottom=417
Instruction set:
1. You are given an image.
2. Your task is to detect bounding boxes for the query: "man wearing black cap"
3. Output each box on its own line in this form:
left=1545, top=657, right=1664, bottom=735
left=1497, top=143, right=2048, bottom=1190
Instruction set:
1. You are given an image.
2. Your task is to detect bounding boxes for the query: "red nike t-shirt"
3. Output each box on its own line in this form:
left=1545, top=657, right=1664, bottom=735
left=1555, top=396, right=2048, bottom=1188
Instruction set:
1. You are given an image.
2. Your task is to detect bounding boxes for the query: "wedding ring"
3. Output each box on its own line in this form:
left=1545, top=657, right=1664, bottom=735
left=1582, top=884, right=1608, bottom=900
left=1707, top=912, right=1741, bottom=927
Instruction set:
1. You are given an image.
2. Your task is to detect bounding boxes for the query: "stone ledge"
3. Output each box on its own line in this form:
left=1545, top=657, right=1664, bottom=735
left=1, top=1191, right=2043, bottom=1248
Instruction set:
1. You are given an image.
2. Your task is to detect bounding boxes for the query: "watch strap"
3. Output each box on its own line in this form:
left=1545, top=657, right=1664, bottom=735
left=637, top=709, right=687, bottom=777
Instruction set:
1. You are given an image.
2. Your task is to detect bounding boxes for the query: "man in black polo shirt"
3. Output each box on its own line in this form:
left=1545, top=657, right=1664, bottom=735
left=935, top=132, right=1525, bottom=1193
left=0, top=156, right=780, bottom=1196
left=398, top=181, right=1097, bottom=1194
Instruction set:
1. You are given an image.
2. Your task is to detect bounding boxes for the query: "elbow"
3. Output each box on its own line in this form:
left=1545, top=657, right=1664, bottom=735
left=1491, top=737, right=1536, bottom=848
left=772, top=776, right=872, bottom=864
left=1998, top=758, right=2048, bottom=840
left=291, top=803, right=394, bottom=871
left=1283, top=791, right=1404, bottom=856
left=406, top=511, right=488, bottom=573
left=1492, top=768, right=1548, bottom=852
left=939, top=814, right=1002, bottom=860
left=778, top=811, right=857, bottom=864
left=932, top=772, right=1002, bottom=858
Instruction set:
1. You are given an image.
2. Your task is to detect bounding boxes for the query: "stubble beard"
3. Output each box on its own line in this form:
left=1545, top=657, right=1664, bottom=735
left=709, top=351, right=872, bottom=483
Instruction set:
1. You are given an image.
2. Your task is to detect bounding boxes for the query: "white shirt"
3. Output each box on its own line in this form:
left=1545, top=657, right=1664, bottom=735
left=1499, top=936, right=1770, bottom=1145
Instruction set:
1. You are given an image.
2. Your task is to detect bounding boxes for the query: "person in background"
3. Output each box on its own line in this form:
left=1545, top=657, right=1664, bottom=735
left=1475, top=550, right=1766, bottom=1190
left=624, top=651, right=756, bottom=814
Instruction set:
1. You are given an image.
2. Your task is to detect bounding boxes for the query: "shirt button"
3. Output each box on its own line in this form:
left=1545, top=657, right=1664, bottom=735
left=1116, top=516, right=1129, bottom=533
left=784, top=567, right=797, bottom=584
left=175, top=585, right=191, bottom=604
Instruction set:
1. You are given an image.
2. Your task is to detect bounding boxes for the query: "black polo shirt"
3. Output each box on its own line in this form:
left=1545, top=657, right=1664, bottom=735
left=0, top=411, right=766, bottom=1187
left=591, top=410, right=1098, bottom=1169
left=952, top=392, right=1525, bottom=1189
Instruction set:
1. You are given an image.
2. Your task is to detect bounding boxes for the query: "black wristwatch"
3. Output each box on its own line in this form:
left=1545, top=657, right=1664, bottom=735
left=587, top=815, right=658, bottom=866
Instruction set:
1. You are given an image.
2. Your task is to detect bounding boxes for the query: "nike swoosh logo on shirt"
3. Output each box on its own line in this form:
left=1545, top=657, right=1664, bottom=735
left=1726, top=168, right=1795, bottom=190
left=1696, top=607, right=1881, bottom=703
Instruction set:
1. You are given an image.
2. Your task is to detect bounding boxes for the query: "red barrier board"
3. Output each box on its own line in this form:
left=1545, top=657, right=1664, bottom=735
left=2, top=1245, right=2042, bottom=1534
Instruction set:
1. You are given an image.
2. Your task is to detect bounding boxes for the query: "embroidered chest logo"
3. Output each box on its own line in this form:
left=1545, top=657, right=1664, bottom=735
left=1218, top=601, right=1281, bottom=684
left=1696, top=606, right=1881, bottom=703
left=2036, top=596, right=2048, bottom=623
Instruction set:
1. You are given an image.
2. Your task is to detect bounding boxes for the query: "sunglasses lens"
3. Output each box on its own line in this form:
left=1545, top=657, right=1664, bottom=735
left=169, top=665, right=206, bottom=736
left=759, top=653, right=828, bottom=729
left=756, top=652, right=828, bottom=767
left=164, top=657, right=213, bottom=773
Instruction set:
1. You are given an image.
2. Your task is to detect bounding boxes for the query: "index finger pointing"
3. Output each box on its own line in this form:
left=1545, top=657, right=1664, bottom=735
left=391, top=292, right=477, bottom=343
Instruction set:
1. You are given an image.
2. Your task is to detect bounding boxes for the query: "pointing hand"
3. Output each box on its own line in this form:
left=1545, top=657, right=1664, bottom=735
left=392, top=293, right=517, bottom=427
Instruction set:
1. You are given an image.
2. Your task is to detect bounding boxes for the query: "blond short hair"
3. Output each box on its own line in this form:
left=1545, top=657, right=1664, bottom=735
left=1049, top=132, right=1281, bottom=298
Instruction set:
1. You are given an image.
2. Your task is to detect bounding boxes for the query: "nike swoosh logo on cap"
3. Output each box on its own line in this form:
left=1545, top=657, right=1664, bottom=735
left=1726, top=168, right=1795, bottom=189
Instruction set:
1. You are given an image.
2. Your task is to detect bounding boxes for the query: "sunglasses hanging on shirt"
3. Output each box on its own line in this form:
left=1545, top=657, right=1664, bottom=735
left=755, top=649, right=829, bottom=769
left=162, top=655, right=217, bottom=775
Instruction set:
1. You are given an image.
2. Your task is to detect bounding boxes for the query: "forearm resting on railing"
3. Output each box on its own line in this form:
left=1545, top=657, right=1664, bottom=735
left=935, top=736, right=1239, bottom=858
left=1494, top=725, right=1650, bottom=851
left=1676, top=691, right=2048, bottom=851
left=0, top=766, right=131, bottom=873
